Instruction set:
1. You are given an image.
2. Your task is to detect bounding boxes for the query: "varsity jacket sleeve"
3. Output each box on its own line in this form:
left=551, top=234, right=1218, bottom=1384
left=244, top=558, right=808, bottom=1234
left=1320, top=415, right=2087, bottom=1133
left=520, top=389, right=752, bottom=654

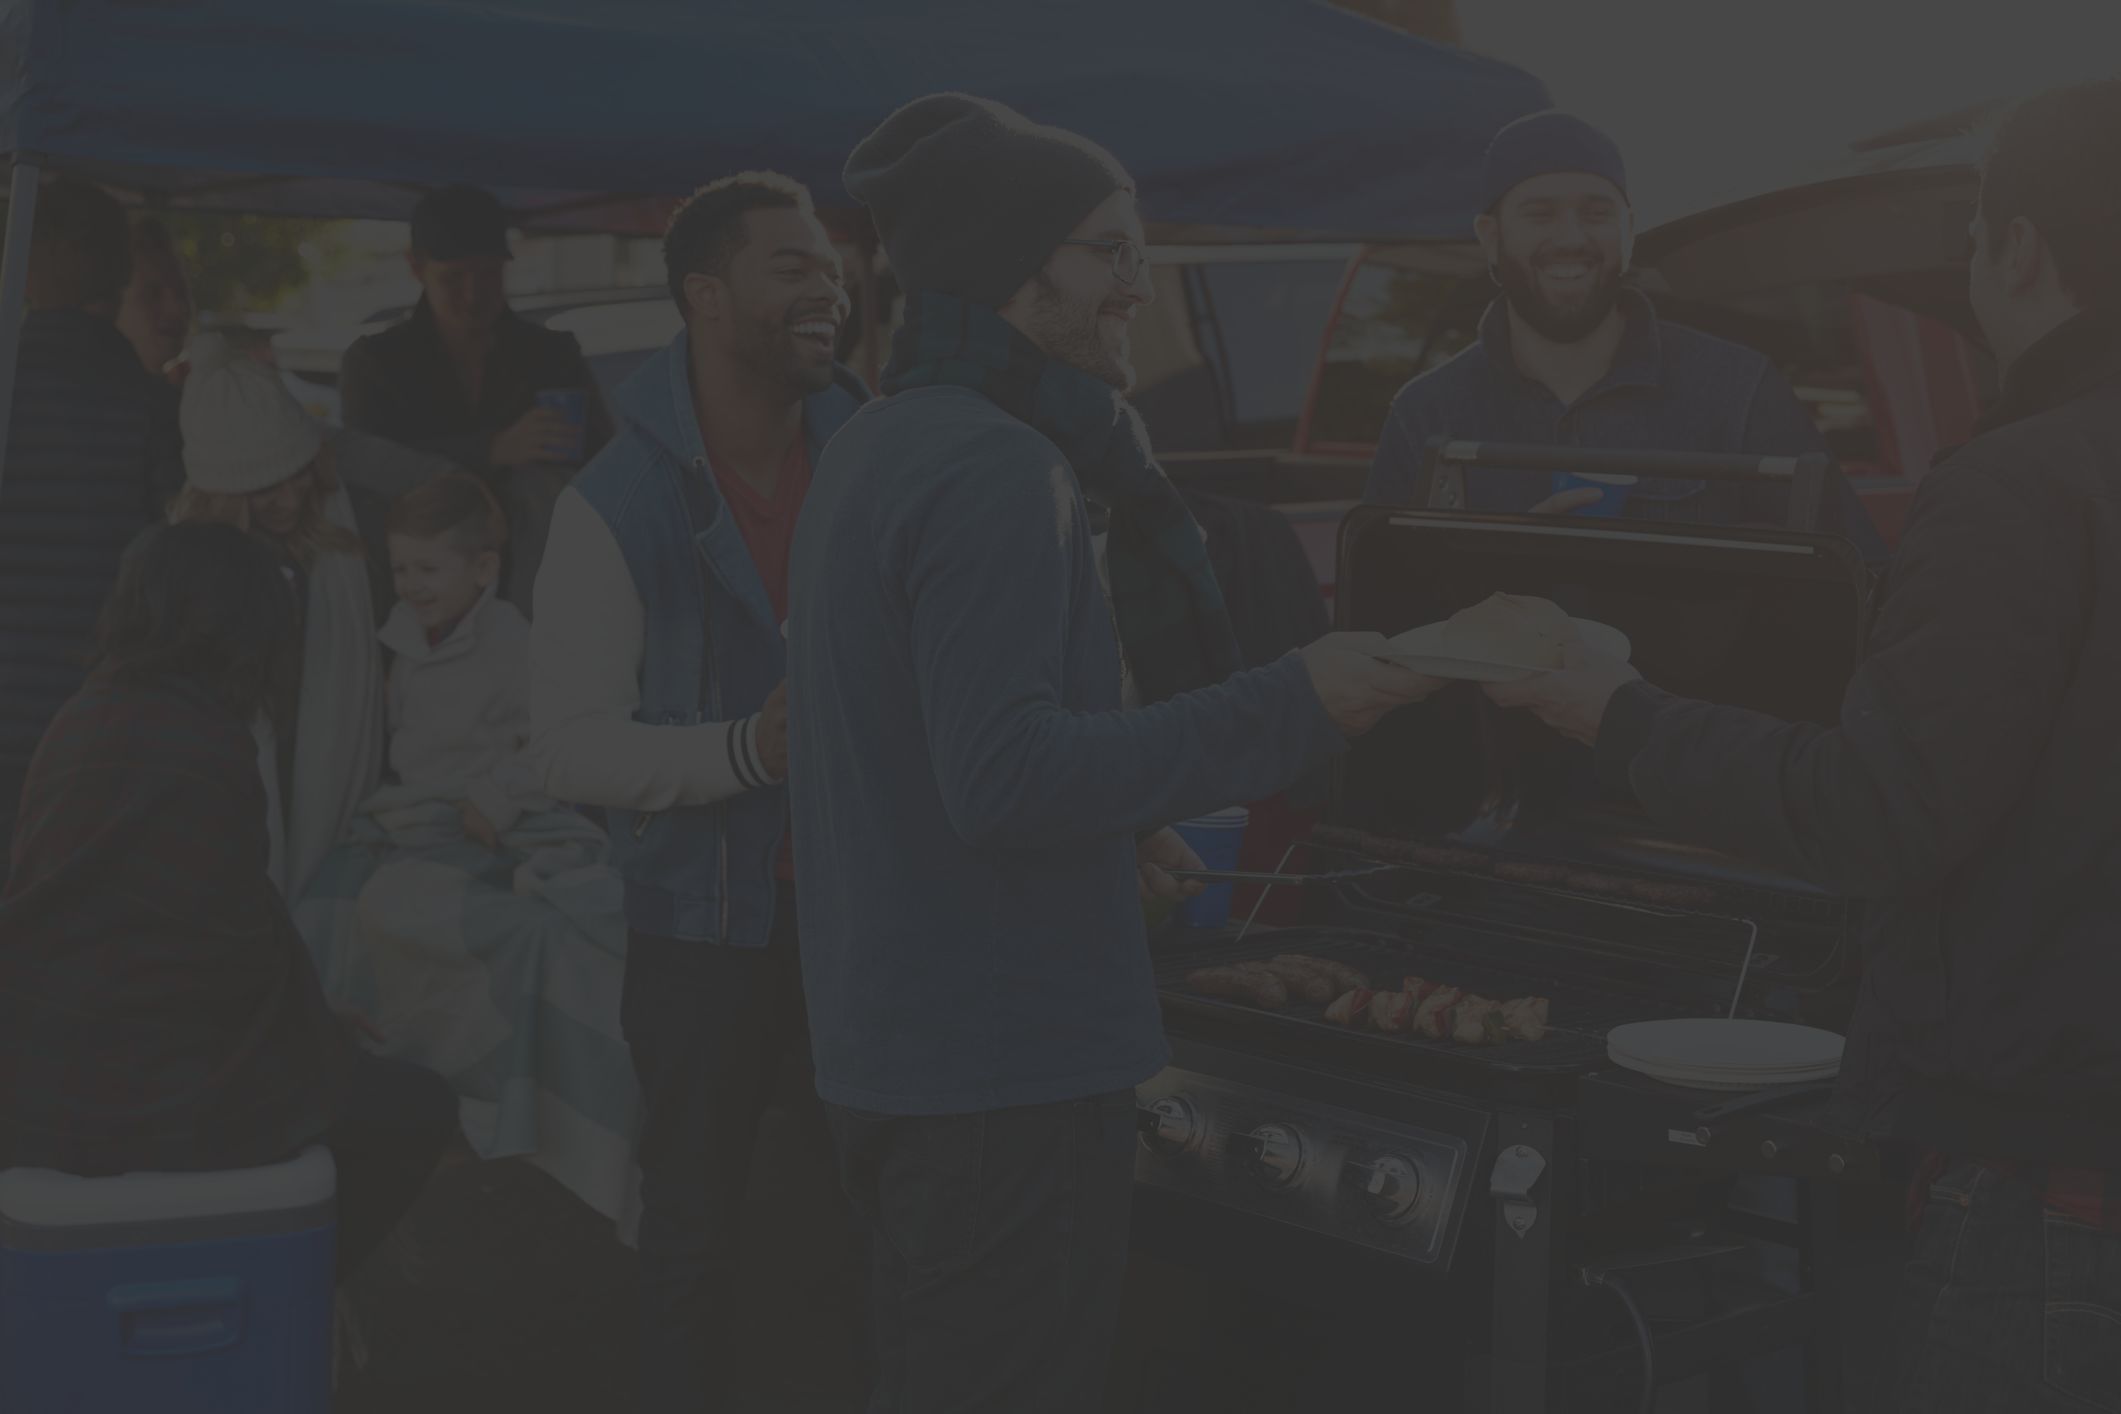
left=528, top=488, right=778, bottom=811
left=903, top=428, right=1345, bottom=850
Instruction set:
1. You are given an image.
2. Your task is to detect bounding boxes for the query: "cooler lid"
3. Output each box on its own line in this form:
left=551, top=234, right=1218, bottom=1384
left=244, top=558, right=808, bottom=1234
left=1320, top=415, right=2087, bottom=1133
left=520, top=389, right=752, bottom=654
left=0, top=1145, right=335, bottom=1232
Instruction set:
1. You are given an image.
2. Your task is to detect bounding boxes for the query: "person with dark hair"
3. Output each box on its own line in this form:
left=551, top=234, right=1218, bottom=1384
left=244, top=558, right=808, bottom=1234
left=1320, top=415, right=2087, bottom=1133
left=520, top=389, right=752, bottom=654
left=338, top=184, right=613, bottom=608
left=791, top=94, right=1435, bottom=1411
left=117, top=215, right=193, bottom=386
left=1364, top=111, right=1883, bottom=558
left=0, top=521, right=458, bottom=1283
left=1485, top=78, right=2121, bottom=1412
left=527, top=170, right=868, bottom=1412
left=0, top=179, right=186, bottom=866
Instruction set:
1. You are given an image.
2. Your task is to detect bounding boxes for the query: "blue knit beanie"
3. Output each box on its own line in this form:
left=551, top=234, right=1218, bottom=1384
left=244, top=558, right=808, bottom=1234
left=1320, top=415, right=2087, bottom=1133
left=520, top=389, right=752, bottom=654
left=1481, top=111, right=1628, bottom=212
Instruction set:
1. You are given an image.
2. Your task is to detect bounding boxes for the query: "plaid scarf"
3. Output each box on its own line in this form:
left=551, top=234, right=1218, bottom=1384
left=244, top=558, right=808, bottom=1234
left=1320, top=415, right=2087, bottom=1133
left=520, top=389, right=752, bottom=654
left=883, top=291, right=1239, bottom=703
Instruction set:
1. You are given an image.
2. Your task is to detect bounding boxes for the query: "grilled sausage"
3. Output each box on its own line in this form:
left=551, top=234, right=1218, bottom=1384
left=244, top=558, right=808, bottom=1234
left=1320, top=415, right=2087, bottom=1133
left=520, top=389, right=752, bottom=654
left=1274, top=953, right=1369, bottom=994
left=1187, top=967, right=1288, bottom=1009
left=1251, top=959, right=1339, bottom=1005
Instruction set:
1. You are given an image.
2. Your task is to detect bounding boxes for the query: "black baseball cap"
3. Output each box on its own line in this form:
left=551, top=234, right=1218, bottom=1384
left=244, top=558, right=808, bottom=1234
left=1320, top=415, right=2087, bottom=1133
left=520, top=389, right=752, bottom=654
left=409, top=184, right=512, bottom=261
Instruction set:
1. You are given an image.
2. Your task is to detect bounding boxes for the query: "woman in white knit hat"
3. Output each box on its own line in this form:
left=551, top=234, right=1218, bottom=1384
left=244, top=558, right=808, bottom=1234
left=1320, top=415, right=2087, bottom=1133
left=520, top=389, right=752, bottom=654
left=170, top=333, right=387, bottom=901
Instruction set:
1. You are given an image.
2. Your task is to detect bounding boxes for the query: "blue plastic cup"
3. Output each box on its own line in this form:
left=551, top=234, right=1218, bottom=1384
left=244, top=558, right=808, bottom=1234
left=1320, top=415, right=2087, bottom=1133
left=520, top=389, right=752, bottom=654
left=536, top=387, right=588, bottom=465
left=1171, top=806, right=1249, bottom=929
left=1548, top=471, right=1636, bottom=517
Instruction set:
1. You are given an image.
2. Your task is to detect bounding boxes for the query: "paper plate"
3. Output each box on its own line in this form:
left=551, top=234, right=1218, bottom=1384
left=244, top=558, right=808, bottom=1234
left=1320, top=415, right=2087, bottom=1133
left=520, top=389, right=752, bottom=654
left=1606, top=1019, right=1844, bottom=1081
left=1378, top=617, right=1630, bottom=683
left=1612, top=1063, right=1841, bottom=1092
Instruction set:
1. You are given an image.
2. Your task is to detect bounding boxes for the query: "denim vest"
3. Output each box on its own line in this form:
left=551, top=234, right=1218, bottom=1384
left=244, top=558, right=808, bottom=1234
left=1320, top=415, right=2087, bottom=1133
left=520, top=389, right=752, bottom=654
left=572, top=333, right=866, bottom=943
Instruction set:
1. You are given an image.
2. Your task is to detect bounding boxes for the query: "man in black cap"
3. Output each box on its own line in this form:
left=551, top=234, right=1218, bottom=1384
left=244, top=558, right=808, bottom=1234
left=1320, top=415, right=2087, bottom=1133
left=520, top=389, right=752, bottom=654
left=788, top=93, right=1436, bottom=1412
left=1365, top=111, right=1883, bottom=557
left=340, top=183, right=612, bottom=606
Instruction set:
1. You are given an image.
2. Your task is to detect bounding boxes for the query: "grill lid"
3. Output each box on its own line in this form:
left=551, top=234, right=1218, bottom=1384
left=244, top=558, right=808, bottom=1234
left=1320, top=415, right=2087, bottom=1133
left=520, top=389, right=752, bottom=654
left=1331, top=491, right=1871, bottom=895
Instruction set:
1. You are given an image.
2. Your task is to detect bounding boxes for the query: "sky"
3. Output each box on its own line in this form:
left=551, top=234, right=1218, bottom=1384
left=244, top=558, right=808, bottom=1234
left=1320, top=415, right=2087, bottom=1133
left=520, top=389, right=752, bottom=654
left=1455, top=0, right=2119, bottom=223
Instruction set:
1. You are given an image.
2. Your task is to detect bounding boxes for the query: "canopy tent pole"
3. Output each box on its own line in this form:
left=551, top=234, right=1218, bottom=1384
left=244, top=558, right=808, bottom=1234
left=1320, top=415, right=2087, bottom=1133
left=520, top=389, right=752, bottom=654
left=0, top=161, right=43, bottom=495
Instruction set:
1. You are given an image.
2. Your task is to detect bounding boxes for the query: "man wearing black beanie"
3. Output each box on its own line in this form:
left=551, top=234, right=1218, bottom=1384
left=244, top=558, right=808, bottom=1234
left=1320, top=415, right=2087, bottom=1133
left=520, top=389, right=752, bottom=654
left=788, top=93, right=1437, bottom=1411
left=1364, top=110, right=1884, bottom=561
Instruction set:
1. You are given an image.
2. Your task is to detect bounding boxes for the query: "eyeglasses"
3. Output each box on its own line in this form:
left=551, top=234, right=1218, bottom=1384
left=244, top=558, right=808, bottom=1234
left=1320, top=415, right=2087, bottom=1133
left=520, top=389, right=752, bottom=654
left=1056, top=237, right=1147, bottom=287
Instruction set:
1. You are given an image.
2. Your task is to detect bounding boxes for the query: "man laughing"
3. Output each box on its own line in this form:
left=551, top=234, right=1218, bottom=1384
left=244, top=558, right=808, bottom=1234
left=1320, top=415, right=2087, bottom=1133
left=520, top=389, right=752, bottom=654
left=1365, top=110, right=1882, bottom=557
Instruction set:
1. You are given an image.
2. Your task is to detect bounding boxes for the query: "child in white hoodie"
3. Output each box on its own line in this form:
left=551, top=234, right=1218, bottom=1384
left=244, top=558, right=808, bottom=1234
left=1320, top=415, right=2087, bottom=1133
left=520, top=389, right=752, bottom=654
left=377, top=472, right=545, bottom=841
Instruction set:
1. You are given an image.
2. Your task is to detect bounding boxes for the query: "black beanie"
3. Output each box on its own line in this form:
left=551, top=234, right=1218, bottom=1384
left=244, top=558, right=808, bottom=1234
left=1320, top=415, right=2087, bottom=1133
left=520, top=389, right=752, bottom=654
left=845, top=93, right=1133, bottom=307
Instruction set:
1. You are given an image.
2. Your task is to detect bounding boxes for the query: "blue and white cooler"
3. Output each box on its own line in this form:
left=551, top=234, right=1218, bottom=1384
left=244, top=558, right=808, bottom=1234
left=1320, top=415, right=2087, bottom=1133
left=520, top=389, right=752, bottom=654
left=0, top=1146, right=336, bottom=1413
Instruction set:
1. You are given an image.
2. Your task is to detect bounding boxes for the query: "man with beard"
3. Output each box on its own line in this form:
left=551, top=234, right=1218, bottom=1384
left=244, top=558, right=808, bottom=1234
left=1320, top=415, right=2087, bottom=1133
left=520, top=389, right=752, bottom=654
left=528, top=173, right=869, bottom=1413
left=341, top=184, right=613, bottom=607
left=1365, top=111, right=1882, bottom=556
left=1485, top=79, right=2121, bottom=1411
left=789, top=95, right=1438, bottom=1412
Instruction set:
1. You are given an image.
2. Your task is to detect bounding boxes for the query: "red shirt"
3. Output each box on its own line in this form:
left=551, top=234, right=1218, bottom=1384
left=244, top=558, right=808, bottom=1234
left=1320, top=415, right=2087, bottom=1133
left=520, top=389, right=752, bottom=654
left=711, top=431, right=809, bottom=623
left=710, top=432, right=808, bottom=881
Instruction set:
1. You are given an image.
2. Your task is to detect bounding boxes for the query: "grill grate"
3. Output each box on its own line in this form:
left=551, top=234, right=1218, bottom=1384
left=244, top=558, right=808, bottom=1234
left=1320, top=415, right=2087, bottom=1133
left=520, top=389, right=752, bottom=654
left=1155, top=925, right=1690, bottom=1076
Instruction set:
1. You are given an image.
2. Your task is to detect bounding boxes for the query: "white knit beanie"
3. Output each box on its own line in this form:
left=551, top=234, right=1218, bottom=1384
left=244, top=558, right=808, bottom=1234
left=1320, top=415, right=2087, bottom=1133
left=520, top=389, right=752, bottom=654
left=178, top=332, right=327, bottom=495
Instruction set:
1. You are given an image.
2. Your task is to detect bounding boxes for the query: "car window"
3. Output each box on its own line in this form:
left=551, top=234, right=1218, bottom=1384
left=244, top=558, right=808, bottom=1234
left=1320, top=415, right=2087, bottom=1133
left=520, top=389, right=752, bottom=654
left=1307, top=259, right=1485, bottom=448
left=1131, top=259, right=1345, bottom=453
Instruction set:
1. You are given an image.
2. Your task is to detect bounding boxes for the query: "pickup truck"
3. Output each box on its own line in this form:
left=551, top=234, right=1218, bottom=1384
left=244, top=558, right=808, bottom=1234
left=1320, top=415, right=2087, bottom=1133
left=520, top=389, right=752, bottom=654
left=1134, top=135, right=1985, bottom=592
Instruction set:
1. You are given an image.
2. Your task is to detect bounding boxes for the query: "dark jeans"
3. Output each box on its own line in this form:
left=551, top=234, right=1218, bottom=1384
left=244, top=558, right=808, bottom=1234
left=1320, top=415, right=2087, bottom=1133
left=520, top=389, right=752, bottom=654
left=327, top=1053, right=458, bottom=1282
left=827, top=1090, right=1137, bottom=1414
left=623, top=888, right=857, bottom=1413
left=1899, top=1160, right=2121, bottom=1412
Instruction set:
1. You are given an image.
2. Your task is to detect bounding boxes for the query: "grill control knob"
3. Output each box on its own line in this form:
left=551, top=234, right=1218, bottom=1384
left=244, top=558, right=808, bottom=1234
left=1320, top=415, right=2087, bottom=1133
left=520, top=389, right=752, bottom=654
left=1239, top=1123, right=1306, bottom=1189
left=1345, top=1153, right=1424, bottom=1224
left=1136, top=1095, right=1202, bottom=1156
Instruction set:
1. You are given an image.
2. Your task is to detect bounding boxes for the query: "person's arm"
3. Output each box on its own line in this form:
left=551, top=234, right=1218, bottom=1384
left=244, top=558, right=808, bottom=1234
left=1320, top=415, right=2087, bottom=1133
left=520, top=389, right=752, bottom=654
left=554, top=332, right=615, bottom=462
left=1598, top=458, right=2083, bottom=898
left=1740, top=364, right=1888, bottom=561
left=902, top=432, right=1344, bottom=850
left=528, top=489, right=776, bottom=811
left=339, top=338, right=493, bottom=472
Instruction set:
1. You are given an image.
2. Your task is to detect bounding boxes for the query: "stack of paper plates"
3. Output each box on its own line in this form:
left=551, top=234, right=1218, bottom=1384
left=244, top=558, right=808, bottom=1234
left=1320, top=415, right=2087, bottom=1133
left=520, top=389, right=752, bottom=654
left=1605, top=1019, right=1844, bottom=1091
left=1377, top=617, right=1630, bottom=683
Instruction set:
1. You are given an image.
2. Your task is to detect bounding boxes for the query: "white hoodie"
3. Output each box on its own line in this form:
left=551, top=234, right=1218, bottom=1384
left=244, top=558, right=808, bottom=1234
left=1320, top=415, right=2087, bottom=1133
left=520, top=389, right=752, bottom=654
left=376, top=584, right=547, bottom=831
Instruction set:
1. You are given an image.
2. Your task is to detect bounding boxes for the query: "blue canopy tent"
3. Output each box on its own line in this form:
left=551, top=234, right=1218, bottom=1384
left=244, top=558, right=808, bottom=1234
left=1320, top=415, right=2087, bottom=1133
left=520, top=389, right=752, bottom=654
left=0, top=0, right=1547, bottom=471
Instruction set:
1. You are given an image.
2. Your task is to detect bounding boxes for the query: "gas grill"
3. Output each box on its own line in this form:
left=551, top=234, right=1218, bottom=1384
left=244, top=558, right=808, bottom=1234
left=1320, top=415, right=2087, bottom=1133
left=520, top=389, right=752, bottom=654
left=1124, top=452, right=1886, bottom=1414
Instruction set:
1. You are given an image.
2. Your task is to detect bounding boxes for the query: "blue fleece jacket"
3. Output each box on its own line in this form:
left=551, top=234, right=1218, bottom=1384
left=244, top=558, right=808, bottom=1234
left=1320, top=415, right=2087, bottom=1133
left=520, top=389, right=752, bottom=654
left=1365, top=293, right=1887, bottom=562
left=788, top=385, right=1344, bottom=1115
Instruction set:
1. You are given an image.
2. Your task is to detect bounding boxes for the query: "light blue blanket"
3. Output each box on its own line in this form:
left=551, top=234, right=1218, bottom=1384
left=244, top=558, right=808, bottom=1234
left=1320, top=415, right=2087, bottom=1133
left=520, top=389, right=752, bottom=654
left=296, top=797, right=640, bottom=1237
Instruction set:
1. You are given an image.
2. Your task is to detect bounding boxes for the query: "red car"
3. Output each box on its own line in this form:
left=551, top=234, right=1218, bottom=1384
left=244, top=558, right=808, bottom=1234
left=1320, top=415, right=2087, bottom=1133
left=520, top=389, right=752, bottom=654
left=1133, top=130, right=1986, bottom=590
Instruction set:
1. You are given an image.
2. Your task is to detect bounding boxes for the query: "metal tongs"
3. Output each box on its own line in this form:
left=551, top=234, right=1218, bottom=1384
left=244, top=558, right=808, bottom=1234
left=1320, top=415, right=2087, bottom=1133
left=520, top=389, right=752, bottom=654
left=1166, top=864, right=1396, bottom=886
